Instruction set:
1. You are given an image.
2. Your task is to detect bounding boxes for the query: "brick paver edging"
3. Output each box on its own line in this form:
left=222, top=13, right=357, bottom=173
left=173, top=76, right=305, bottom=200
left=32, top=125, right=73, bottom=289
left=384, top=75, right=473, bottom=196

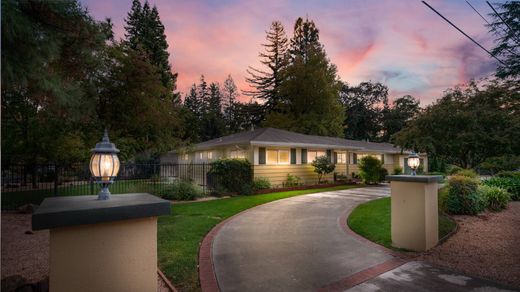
left=158, top=268, right=179, bottom=292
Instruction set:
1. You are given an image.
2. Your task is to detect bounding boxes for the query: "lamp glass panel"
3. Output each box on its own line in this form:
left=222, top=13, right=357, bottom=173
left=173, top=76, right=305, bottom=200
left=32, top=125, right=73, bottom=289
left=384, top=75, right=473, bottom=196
left=408, top=157, right=420, bottom=169
left=112, top=154, right=120, bottom=177
left=100, top=154, right=114, bottom=181
left=90, top=154, right=101, bottom=177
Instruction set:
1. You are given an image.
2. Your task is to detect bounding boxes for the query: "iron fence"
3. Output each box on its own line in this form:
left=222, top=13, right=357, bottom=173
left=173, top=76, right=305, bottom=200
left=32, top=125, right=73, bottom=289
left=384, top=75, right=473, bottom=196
left=1, top=162, right=216, bottom=209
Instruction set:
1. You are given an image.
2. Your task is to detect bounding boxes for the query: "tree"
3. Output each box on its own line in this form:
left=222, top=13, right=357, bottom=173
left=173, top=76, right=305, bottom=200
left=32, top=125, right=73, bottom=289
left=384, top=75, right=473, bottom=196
left=488, top=1, right=520, bottom=81
left=340, top=81, right=389, bottom=141
left=245, top=21, right=289, bottom=111
left=264, top=17, right=345, bottom=137
left=381, top=95, right=420, bottom=142
left=201, top=83, right=226, bottom=140
left=393, top=80, right=520, bottom=168
left=289, top=17, right=321, bottom=62
left=222, top=74, right=239, bottom=130
left=311, top=155, right=335, bottom=183
left=124, top=0, right=178, bottom=99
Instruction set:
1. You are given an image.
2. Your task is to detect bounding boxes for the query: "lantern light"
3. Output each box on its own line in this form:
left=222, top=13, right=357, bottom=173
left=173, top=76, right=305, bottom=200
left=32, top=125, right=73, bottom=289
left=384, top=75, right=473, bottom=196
left=90, top=129, right=120, bottom=200
left=407, top=151, right=421, bottom=176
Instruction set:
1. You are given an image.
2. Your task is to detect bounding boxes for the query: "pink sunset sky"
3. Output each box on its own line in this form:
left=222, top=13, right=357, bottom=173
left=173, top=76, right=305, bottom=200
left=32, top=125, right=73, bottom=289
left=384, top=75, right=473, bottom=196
left=80, top=0, right=502, bottom=105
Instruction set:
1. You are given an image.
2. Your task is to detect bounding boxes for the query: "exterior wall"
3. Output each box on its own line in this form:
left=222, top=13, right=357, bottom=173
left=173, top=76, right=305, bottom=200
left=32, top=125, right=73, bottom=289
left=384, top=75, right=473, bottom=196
left=253, top=164, right=334, bottom=187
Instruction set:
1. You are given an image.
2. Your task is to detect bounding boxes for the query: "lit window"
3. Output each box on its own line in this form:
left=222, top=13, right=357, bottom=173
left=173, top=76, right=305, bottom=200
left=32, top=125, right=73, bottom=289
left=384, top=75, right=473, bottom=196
left=336, top=152, right=347, bottom=163
left=279, top=150, right=290, bottom=164
left=183, top=154, right=189, bottom=160
left=267, top=150, right=278, bottom=164
left=199, top=152, right=204, bottom=159
left=230, top=150, right=245, bottom=159
left=354, top=154, right=381, bottom=164
left=307, top=150, right=325, bottom=163
left=207, top=151, right=213, bottom=159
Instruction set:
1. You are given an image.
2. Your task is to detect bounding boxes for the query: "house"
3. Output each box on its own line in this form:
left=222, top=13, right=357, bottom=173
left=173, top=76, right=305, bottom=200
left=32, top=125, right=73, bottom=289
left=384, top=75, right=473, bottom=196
left=160, top=128, right=427, bottom=187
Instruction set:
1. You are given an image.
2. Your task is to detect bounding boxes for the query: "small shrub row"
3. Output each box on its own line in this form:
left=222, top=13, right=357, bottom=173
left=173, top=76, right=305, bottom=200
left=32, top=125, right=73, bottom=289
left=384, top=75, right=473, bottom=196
left=477, top=185, right=510, bottom=211
left=483, top=176, right=520, bottom=201
left=156, top=180, right=204, bottom=201
left=252, top=177, right=271, bottom=191
left=446, top=176, right=485, bottom=215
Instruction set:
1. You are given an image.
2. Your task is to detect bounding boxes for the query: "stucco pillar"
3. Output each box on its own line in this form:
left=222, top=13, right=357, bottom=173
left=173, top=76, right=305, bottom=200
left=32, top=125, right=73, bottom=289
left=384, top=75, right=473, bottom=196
left=386, top=175, right=442, bottom=251
left=32, top=193, right=170, bottom=292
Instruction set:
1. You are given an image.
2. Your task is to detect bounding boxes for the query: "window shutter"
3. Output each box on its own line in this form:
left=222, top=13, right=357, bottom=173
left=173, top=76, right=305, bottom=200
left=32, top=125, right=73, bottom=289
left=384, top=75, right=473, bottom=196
left=290, top=148, right=296, bottom=164
left=259, top=147, right=266, bottom=164
left=301, top=149, right=307, bottom=164
left=353, top=153, right=358, bottom=164
left=381, top=154, right=385, bottom=164
left=326, top=149, right=332, bottom=162
left=334, top=152, right=338, bottom=164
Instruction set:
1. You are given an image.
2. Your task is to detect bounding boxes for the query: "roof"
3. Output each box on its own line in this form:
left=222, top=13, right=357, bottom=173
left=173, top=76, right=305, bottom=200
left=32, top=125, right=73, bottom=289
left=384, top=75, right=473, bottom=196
left=191, top=128, right=407, bottom=154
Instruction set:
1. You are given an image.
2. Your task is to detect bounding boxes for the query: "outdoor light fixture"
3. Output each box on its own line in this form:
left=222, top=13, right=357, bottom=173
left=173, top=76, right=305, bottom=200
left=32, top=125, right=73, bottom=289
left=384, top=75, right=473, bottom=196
left=90, top=129, right=120, bottom=200
left=407, top=151, right=421, bottom=176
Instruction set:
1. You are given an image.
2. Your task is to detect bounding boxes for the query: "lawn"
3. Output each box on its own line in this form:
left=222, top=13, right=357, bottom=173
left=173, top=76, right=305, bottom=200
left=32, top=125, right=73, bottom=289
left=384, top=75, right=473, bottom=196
left=347, top=197, right=456, bottom=250
left=157, top=184, right=363, bottom=292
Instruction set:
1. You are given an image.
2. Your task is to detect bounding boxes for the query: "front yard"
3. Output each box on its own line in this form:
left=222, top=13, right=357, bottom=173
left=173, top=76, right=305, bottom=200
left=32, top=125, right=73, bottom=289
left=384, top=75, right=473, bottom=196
left=157, top=184, right=363, bottom=291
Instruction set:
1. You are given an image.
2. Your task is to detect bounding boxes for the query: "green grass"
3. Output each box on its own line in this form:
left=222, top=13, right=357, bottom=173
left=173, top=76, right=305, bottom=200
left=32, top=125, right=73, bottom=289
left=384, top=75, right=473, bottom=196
left=157, top=184, right=363, bottom=292
left=1, top=179, right=155, bottom=209
left=347, top=197, right=456, bottom=250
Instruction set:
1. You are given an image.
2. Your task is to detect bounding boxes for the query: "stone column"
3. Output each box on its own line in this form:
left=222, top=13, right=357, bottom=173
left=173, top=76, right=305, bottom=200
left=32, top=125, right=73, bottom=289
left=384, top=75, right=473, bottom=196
left=386, top=175, right=442, bottom=251
left=32, top=193, right=170, bottom=292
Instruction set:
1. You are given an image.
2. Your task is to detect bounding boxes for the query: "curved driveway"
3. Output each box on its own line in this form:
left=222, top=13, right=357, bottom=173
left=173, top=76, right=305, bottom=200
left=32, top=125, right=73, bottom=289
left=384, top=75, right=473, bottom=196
left=212, top=186, right=392, bottom=291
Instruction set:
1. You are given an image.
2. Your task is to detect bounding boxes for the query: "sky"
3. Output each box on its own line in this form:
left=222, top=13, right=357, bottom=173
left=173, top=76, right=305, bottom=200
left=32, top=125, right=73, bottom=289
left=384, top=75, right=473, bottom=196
left=80, top=0, right=502, bottom=105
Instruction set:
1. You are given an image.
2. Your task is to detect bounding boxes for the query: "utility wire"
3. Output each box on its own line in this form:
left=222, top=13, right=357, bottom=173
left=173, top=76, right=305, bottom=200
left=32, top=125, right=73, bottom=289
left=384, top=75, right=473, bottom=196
left=421, top=1, right=507, bottom=66
left=486, top=1, right=520, bottom=45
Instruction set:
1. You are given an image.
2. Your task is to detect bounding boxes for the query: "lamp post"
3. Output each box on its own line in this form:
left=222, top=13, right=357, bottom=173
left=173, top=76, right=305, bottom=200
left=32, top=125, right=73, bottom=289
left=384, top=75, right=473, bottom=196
left=407, top=151, right=421, bottom=176
left=90, top=129, right=120, bottom=200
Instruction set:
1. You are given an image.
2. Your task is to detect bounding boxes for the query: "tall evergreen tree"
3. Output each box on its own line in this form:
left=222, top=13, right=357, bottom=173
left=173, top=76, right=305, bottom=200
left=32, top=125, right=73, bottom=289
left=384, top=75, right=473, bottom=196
left=264, top=17, right=344, bottom=137
left=245, top=21, right=289, bottom=111
left=124, top=0, right=178, bottom=99
left=222, top=75, right=239, bottom=131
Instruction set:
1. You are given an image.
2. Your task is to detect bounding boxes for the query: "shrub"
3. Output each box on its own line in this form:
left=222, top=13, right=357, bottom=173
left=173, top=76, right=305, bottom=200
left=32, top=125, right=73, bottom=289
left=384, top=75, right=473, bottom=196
left=496, top=171, right=520, bottom=179
left=479, top=155, right=520, bottom=175
left=311, top=155, right=335, bottom=183
left=157, top=180, right=203, bottom=201
left=456, top=169, right=478, bottom=179
left=447, top=165, right=462, bottom=175
left=208, top=159, right=253, bottom=195
left=477, top=185, right=510, bottom=211
left=393, top=166, right=403, bottom=175
left=284, top=173, right=301, bottom=187
left=446, top=175, right=485, bottom=215
left=252, top=177, right=271, bottom=191
left=359, top=156, right=384, bottom=184
left=379, top=167, right=389, bottom=181
left=483, top=176, right=520, bottom=201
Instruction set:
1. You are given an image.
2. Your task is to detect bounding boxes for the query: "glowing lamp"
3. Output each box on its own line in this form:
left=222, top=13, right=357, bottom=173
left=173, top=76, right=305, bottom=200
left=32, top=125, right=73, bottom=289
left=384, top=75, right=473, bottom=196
left=407, top=152, right=421, bottom=176
left=90, top=129, right=120, bottom=200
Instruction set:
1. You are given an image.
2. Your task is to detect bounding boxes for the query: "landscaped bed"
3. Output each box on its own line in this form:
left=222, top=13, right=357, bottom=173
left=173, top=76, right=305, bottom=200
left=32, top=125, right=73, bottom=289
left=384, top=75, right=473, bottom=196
left=157, top=184, right=363, bottom=291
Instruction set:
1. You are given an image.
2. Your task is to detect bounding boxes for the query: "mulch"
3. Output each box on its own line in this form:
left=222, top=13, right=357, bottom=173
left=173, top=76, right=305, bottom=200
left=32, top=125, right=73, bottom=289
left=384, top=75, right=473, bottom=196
left=418, top=201, right=520, bottom=288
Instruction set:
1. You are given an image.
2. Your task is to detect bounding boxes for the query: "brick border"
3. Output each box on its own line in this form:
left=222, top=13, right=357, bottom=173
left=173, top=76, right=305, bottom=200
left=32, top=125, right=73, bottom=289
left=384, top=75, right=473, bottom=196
left=158, top=268, right=179, bottom=292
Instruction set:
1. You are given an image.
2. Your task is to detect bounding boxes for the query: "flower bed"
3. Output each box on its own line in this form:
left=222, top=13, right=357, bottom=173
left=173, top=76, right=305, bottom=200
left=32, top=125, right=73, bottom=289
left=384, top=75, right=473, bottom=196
left=253, top=182, right=360, bottom=194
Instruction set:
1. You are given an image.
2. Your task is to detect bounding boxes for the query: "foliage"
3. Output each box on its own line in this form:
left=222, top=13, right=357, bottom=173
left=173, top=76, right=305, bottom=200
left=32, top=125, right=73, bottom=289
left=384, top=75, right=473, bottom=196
left=252, top=177, right=272, bottom=191
left=284, top=173, right=302, bottom=187
left=393, top=80, right=520, bottom=168
left=311, top=156, right=336, bottom=183
left=455, top=169, right=478, bottom=179
left=264, top=17, right=345, bottom=137
left=157, top=180, right=204, bottom=201
left=447, top=165, right=463, bottom=175
left=347, top=197, right=456, bottom=250
left=379, top=167, right=389, bottom=182
left=483, top=176, right=520, bottom=201
left=446, top=175, right=485, bottom=215
left=245, top=21, right=288, bottom=112
left=477, top=185, right=510, bottom=212
left=392, top=166, right=403, bottom=175
left=381, top=95, right=420, bottom=142
left=358, top=156, right=384, bottom=184
left=488, top=1, right=520, bottom=81
left=157, top=185, right=361, bottom=291
left=209, top=159, right=253, bottom=195
left=496, top=171, right=520, bottom=179
left=479, top=155, right=520, bottom=175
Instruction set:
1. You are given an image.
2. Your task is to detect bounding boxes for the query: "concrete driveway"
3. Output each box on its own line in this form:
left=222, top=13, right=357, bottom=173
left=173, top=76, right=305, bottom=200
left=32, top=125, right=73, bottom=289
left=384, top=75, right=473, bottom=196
left=209, top=186, right=515, bottom=292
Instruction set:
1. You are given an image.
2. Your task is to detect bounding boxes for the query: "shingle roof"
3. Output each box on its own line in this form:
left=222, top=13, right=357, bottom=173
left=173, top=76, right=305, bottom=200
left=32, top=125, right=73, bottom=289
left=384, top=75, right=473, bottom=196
left=193, top=128, right=407, bottom=154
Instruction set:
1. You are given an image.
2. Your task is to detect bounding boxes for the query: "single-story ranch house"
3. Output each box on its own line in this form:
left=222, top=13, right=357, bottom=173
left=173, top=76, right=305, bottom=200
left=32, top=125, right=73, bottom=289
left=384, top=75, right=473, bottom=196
left=160, top=128, right=427, bottom=186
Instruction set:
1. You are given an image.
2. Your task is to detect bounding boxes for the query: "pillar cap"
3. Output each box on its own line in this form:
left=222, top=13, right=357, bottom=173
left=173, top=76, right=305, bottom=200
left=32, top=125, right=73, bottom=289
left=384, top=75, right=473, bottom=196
left=386, top=175, right=443, bottom=183
left=32, top=193, right=170, bottom=230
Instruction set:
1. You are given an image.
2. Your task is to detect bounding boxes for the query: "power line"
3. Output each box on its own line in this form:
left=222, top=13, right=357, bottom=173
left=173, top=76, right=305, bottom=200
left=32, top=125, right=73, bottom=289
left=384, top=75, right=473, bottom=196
left=486, top=1, right=520, bottom=45
left=421, top=1, right=507, bottom=66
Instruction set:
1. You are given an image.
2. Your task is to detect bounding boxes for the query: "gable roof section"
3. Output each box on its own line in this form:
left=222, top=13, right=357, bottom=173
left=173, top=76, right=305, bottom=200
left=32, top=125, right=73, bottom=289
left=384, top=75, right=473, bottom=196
left=193, top=128, right=406, bottom=154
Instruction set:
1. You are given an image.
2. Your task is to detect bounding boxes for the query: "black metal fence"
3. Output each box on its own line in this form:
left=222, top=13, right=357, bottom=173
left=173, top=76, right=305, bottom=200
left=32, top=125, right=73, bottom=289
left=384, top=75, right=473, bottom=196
left=1, top=163, right=214, bottom=209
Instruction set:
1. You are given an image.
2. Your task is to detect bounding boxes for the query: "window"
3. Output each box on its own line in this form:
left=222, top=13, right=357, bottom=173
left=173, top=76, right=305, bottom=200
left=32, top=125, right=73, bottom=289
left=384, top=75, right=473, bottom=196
left=207, top=151, right=213, bottom=160
left=199, top=152, right=205, bottom=159
left=353, top=153, right=381, bottom=164
left=182, top=154, right=189, bottom=161
left=266, top=149, right=290, bottom=165
left=229, top=150, right=245, bottom=159
left=336, top=152, right=347, bottom=163
left=307, top=150, right=326, bottom=163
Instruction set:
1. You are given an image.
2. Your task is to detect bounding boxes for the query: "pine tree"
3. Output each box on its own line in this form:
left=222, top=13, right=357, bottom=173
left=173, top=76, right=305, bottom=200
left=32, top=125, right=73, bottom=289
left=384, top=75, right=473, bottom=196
left=289, top=17, right=321, bottom=62
left=124, top=1, right=178, bottom=99
left=222, top=75, right=239, bottom=130
left=245, top=21, right=289, bottom=111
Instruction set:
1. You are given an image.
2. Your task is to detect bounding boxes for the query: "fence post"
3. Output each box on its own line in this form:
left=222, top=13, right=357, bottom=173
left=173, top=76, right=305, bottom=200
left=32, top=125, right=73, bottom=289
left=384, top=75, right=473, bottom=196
left=54, top=164, right=59, bottom=196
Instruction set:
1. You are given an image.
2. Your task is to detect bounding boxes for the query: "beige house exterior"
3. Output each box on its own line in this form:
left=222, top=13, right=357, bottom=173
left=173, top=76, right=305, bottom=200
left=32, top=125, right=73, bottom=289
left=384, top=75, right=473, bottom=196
left=161, top=128, right=427, bottom=187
